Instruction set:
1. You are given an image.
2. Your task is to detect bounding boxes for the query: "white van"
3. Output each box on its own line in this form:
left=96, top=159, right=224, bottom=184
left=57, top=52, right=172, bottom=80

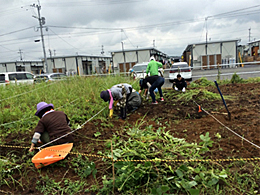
left=0, top=72, right=35, bottom=86
left=129, top=62, right=164, bottom=79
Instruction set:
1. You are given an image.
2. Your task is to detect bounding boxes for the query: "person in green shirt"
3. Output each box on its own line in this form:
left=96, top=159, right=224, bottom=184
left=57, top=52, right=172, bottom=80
left=146, top=56, right=163, bottom=76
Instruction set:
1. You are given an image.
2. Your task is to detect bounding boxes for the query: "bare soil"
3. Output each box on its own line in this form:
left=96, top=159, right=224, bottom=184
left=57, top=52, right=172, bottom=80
left=1, top=82, right=260, bottom=194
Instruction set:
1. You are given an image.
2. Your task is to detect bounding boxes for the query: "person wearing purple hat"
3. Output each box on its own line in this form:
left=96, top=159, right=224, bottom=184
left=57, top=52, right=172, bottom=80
left=29, top=102, right=73, bottom=152
left=100, top=83, right=132, bottom=120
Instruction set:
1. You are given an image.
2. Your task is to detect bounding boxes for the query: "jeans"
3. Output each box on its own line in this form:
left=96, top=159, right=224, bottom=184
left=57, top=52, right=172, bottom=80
left=149, top=77, right=165, bottom=102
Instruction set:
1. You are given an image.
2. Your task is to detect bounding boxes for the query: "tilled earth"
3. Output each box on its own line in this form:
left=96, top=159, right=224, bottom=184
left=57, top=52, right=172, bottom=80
left=1, top=82, right=260, bottom=194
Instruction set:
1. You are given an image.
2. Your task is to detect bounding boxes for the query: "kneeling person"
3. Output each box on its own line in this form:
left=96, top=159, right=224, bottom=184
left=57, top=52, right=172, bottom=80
left=29, top=102, right=74, bottom=152
left=172, top=74, right=187, bottom=92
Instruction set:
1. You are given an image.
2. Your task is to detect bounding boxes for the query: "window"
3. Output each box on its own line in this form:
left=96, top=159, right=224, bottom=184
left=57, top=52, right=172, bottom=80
left=26, top=73, right=34, bottom=79
left=9, top=74, right=17, bottom=80
left=50, top=74, right=60, bottom=79
left=16, top=73, right=27, bottom=80
left=0, top=74, right=5, bottom=83
left=132, top=65, right=147, bottom=72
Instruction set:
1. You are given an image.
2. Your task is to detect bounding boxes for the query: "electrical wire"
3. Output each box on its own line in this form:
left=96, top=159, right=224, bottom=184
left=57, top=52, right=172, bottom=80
left=0, top=26, right=35, bottom=37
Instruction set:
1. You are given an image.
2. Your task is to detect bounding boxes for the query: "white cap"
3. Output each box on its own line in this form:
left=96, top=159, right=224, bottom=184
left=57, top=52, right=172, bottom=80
left=150, top=56, right=155, bottom=61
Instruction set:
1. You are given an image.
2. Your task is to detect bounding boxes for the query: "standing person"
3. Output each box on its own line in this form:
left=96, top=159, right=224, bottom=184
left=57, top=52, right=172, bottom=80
left=146, top=56, right=163, bottom=76
left=139, top=75, right=165, bottom=104
left=29, top=102, right=73, bottom=152
left=100, top=83, right=132, bottom=119
left=172, top=74, right=187, bottom=92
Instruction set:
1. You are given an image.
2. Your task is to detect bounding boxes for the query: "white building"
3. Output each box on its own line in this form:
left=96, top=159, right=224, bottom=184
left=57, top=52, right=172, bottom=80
left=183, top=39, right=239, bottom=69
left=0, top=55, right=112, bottom=75
left=111, top=47, right=168, bottom=72
left=0, top=60, right=43, bottom=74
left=46, top=55, right=112, bottom=75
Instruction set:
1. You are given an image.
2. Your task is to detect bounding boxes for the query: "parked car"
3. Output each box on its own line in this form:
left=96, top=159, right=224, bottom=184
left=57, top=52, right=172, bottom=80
left=0, top=72, right=35, bottom=86
left=169, top=62, right=192, bottom=82
left=129, top=62, right=164, bottom=79
left=34, top=73, right=67, bottom=83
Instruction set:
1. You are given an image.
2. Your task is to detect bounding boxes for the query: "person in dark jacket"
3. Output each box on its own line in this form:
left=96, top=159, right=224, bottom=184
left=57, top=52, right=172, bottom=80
left=100, top=83, right=132, bottom=119
left=172, top=74, right=187, bottom=92
left=127, top=90, right=142, bottom=112
left=139, top=75, right=165, bottom=104
left=29, top=102, right=73, bottom=152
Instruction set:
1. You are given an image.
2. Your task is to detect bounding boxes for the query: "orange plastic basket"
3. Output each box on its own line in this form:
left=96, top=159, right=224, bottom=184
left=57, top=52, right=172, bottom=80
left=32, top=143, right=73, bottom=169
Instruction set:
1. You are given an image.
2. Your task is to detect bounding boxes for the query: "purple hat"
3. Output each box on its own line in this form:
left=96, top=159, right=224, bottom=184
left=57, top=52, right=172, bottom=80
left=35, top=102, right=54, bottom=116
left=100, top=90, right=110, bottom=102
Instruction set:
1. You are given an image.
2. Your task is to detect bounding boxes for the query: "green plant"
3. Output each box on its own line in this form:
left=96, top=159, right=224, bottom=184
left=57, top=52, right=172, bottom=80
left=199, top=132, right=214, bottom=152
left=70, top=155, right=97, bottom=179
left=231, top=73, right=243, bottom=83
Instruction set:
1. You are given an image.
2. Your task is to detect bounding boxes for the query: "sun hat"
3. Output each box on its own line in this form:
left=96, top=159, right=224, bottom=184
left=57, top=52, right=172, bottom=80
left=35, top=102, right=54, bottom=116
left=100, top=90, right=110, bottom=102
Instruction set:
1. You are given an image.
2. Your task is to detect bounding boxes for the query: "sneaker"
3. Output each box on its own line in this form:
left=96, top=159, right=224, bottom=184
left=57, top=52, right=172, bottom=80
left=151, top=101, right=158, bottom=104
left=160, top=98, right=164, bottom=101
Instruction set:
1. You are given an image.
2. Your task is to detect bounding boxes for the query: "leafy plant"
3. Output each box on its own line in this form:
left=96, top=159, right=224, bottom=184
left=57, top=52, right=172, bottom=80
left=230, top=73, right=243, bottom=83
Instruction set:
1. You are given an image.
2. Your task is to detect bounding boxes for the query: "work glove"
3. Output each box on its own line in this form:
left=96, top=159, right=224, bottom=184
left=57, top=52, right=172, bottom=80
left=182, top=87, right=186, bottom=92
left=109, top=109, right=113, bottom=118
left=174, top=86, right=178, bottom=91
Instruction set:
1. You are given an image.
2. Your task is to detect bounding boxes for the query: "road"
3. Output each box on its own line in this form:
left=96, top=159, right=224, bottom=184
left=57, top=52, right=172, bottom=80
left=162, top=65, right=260, bottom=88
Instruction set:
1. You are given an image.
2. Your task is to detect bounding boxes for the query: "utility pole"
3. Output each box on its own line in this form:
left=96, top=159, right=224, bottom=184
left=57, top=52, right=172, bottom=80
left=248, top=28, right=251, bottom=42
left=31, top=2, right=48, bottom=73
left=101, top=45, right=104, bottom=55
left=205, top=17, right=208, bottom=68
left=121, top=41, right=126, bottom=73
left=18, top=49, right=23, bottom=60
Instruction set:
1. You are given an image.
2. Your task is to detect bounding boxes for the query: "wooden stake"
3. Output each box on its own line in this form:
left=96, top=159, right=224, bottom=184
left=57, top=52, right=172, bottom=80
left=211, top=111, right=228, bottom=115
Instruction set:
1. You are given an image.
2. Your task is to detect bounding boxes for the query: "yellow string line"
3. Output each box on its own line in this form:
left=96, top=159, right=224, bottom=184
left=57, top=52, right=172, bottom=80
left=1, top=144, right=260, bottom=163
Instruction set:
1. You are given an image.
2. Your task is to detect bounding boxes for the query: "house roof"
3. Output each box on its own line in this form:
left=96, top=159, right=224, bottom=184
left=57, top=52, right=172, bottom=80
left=0, top=60, right=43, bottom=64
left=111, top=47, right=166, bottom=55
left=248, top=39, right=260, bottom=44
left=46, top=54, right=111, bottom=60
left=184, top=39, right=240, bottom=52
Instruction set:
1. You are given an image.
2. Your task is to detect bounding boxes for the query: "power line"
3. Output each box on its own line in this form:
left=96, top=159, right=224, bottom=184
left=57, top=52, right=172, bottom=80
left=48, top=28, right=85, bottom=52
left=208, top=4, right=260, bottom=18
left=42, top=0, right=147, bottom=7
left=0, top=26, right=35, bottom=37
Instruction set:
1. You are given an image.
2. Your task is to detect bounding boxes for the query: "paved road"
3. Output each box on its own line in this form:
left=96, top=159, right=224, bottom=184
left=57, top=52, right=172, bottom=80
left=162, top=65, right=260, bottom=88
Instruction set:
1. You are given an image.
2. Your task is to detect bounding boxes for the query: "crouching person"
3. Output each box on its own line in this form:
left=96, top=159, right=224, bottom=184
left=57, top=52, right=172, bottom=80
left=172, top=74, right=187, bottom=92
left=139, top=75, right=165, bottom=104
left=127, top=89, right=142, bottom=112
left=100, top=83, right=132, bottom=120
left=29, top=102, right=74, bottom=152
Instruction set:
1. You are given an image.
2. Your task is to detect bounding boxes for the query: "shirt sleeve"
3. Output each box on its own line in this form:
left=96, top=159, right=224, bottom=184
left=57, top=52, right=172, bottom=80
left=34, top=120, right=45, bottom=134
left=157, top=62, right=163, bottom=68
left=111, top=87, right=123, bottom=100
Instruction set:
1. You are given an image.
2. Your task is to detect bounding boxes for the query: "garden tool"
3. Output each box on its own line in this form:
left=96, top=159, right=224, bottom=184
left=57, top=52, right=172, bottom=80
left=214, top=80, right=231, bottom=120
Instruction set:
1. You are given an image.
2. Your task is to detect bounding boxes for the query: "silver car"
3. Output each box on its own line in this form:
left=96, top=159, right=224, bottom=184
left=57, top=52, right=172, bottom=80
left=34, top=73, right=67, bottom=83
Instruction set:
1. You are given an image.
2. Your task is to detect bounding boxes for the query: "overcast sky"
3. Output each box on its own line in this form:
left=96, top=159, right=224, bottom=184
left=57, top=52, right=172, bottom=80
left=0, top=0, right=260, bottom=62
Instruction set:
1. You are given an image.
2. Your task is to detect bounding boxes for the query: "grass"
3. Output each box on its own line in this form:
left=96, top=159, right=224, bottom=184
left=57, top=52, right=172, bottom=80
left=0, top=74, right=260, bottom=194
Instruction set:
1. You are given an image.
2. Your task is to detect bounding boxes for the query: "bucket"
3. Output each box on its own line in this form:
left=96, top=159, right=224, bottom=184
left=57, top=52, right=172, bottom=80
left=32, top=143, right=73, bottom=169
